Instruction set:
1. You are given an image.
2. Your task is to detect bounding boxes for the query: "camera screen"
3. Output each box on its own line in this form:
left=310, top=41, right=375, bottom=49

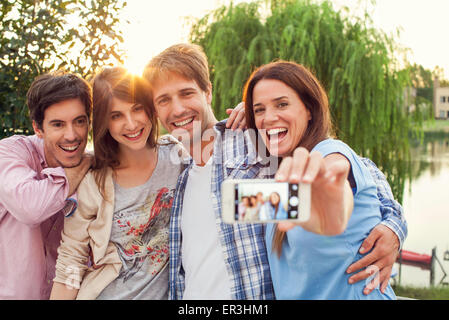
left=234, top=181, right=299, bottom=222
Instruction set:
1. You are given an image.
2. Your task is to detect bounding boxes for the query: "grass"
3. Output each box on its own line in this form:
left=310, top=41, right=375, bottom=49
left=410, top=119, right=449, bottom=142
left=393, top=285, right=449, bottom=300
left=422, top=119, right=449, bottom=133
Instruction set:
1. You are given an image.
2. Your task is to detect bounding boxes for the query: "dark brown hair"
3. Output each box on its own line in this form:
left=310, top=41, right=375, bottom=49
left=91, top=67, right=158, bottom=199
left=27, top=70, right=92, bottom=129
left=243, top=61, right=334, bottom=256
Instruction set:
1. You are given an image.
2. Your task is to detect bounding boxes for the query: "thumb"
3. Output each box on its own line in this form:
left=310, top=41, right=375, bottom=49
left=225, top=108, right=233, bottom=115
left=359, top=227, right=381, bottom=254
left=326, top=158, right=350, bottom=185
left=277, top=221, right=297, bottom=232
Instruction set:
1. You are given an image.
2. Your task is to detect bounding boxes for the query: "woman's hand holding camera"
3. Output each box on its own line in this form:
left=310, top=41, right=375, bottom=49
left=274, top=147, right=354, bottom=235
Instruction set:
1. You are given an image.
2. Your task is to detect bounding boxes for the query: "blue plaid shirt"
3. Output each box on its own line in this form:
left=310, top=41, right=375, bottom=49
left=168, top=120, right=407, bottom=300
left=359, top=157, right=407, bottom=247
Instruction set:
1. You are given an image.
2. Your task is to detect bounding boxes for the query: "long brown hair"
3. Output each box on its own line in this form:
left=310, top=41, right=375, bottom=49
left=243, top=61, right=334, bottom=256
left=91, top=67, right=159, bottom=200
left=269, top=192, right=281, bottom=217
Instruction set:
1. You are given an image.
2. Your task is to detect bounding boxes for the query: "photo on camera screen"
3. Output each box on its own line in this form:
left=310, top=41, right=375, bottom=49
left=234, top=181, right=299, bottom=222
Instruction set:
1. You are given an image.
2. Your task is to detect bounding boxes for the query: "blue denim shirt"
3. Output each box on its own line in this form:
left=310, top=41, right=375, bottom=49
left=266, top=139, right=398, bottom=299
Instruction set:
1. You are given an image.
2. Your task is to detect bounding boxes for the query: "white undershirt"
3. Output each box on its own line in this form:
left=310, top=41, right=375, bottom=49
left=181, top=157, right=232, bottom=300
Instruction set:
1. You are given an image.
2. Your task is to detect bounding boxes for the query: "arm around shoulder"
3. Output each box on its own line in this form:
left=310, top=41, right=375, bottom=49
left=360, top=157, right=407, bottom=247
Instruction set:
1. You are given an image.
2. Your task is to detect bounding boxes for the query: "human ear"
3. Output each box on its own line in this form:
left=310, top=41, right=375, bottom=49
left=206, top=83, right=213, bottom=105
left=32, top=120, right=44, bottom=138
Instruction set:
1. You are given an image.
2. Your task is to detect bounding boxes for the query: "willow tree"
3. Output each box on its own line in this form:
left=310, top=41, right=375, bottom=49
left=190, top=0, right=420, bottom=201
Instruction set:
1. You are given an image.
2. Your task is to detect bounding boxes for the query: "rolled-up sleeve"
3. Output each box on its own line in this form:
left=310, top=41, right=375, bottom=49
left=360, top=157, right=407, bottom=249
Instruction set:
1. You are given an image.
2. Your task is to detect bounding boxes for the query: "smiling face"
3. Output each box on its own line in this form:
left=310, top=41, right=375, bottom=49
left=107, top=96, right=152, bottom=153
left=152, top=71, right=215, bottom=141
left=33, top=98, right=89, bottom=168
left=250, top=196, right=257, bottom=207
left=252, top=79, right=311, bottom=158
left=269, top=192, right=280, bottom=206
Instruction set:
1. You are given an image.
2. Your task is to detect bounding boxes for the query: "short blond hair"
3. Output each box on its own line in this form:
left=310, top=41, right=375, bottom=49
left=143, top=43, right=211, bottom=92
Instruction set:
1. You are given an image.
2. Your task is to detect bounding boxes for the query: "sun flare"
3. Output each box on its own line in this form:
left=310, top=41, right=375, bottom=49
left=119, top=0, right=227, bottom=76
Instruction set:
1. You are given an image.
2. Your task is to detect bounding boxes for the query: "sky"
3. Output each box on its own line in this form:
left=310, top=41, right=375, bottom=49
left=120, top=0, right=449, bottom=79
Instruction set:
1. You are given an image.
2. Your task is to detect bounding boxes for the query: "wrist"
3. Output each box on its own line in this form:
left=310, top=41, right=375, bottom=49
left=380, top=221, right=402, bottom=251
left=62, top=197, right=78, bottom=217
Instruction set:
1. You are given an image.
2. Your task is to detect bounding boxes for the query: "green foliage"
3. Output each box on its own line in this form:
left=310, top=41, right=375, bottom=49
left=404, top=63, right=449, bottom=123
left=189, top=0, right=422, bottom=202
left=0, top=0, right=127, bottom=138
left=406, top=64, right=435, bottom=120
left=393, top=284, right=449, bottom=300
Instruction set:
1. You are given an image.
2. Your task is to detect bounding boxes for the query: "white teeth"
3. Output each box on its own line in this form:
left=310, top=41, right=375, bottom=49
left=267, top=128, right=288, bottom=135
left=174, top=117, right=193, bottom=127
left=60, top=144, right=79, bottom=151
left=125, top=130, right=142, bottom=138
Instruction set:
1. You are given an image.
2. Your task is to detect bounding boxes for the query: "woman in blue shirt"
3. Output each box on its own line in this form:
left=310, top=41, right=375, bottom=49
left=264, top=192, right=288, bottom=220
left=242, top=61, right=396, bottom=300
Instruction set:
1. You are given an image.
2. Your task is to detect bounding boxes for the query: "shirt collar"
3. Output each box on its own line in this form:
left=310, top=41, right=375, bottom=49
left=213, top=120, right=278, bottom=170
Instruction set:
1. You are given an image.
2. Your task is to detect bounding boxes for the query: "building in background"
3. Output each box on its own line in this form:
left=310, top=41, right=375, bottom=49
left=434, top=77, right=449, bottom=119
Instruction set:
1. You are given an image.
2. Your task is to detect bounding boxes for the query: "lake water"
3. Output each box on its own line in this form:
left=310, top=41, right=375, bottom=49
left=394, top=136, right=449, bottom=287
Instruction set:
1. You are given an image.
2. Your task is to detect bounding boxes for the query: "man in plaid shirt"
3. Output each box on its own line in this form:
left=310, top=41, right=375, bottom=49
left=143, top=43, right=407, bottom=300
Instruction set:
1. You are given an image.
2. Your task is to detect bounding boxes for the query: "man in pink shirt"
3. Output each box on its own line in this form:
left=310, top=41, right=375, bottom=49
left=0, top=71, right=93, bottom=299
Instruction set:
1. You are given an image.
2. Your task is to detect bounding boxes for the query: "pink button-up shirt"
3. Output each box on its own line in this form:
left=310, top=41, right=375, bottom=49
left=0, top=135, right=76, bottom=300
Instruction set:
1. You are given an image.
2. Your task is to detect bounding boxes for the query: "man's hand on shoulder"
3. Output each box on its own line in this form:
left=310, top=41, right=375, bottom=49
left=64, top=154, right=93, bottom=197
